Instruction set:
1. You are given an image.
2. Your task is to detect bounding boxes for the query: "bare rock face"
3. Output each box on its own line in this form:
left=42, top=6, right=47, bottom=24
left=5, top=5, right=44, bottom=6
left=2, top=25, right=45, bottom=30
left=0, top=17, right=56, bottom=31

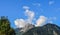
left=20, top=23, right=35, bottom=33
left=15, top=23, right=35, bottom=35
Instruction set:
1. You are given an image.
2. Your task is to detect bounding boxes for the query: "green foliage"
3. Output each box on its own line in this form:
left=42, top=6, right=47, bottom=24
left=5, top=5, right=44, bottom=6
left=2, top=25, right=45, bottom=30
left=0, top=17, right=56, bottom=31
left=0, top=16, right=16, bottom=35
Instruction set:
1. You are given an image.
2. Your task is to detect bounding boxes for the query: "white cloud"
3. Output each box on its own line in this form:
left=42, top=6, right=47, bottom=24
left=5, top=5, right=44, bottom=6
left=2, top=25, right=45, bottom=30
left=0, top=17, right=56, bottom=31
left=14, top=19, right=26, bottom=28
left=25, top=9, right=35, bottom=24
left=49, top=1, right=54, bottom=5
left=35, top=16, right=47, bottom=27
left=35, top=16, right=57, bottom=27
left=33, top=3, right=41, bottom=7
left=14, top=6, right=57, bottom=28
left=48, top=17, right=57, bottom=21
left=23, top=6, right=29, bottom=10
left=14, top=6, right=35, bottom=28
left=47, top=17, right=57, bottom=23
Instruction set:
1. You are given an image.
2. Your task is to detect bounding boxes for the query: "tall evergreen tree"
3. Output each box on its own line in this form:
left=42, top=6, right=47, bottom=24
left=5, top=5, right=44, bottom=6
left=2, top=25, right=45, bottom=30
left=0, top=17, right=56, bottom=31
left=0, top=16, right=16, bottom=35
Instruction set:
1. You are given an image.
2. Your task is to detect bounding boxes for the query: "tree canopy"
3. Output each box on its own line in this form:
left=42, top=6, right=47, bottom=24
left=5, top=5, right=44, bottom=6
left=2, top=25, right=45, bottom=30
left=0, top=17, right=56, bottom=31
left=0, top=16, right=16, bottom=35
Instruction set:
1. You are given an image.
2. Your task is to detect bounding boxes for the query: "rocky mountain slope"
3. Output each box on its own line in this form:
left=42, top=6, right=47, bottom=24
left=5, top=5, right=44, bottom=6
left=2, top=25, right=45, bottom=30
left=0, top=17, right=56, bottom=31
left=15, top=23, right=35, bottom=35
left=23, top=23, right=60, bottom=35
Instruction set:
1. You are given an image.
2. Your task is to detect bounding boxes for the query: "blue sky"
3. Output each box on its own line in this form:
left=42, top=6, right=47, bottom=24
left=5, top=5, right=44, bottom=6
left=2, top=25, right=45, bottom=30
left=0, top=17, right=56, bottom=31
left=0, top=0, right=60, bottom=28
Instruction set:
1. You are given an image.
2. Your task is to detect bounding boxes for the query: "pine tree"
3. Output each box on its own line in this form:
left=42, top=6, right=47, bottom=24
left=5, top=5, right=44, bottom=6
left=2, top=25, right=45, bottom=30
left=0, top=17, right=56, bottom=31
left=0, top=16, right=16, bottom=35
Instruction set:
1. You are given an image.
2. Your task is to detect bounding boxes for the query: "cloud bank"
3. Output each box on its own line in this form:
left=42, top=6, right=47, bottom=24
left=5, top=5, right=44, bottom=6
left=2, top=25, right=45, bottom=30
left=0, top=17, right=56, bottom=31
left=14, top=6, right=56, bottom=28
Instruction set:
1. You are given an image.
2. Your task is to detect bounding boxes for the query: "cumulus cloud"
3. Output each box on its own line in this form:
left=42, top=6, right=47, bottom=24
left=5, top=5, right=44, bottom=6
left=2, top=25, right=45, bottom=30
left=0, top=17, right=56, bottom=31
left=35, top=16, right=47, bottom=27
left=23, top=6, right=35, bottom=24
left=14, top=6, right=35, bottom=28
left=14, top=6, right=57, bottom=28
left=49, top=1, right=54, bottom=5
left=25, top=9, right=35, bottom=24
left=35, top=16, right=57, bottom=27
left=14, top=19, right=27, bottom=28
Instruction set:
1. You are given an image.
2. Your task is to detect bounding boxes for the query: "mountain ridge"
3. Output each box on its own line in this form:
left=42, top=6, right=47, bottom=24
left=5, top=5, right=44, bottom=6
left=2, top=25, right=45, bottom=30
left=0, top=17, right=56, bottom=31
left=23, top=23, right=60, bottom=35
